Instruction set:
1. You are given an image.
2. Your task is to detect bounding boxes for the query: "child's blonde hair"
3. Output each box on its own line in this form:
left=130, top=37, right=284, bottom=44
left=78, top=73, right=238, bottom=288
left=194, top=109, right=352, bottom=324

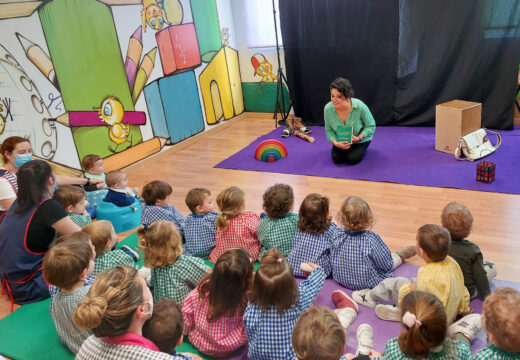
left=137, top=220, right=182, bottom=267
left=73, top=266, right=142, bottom=337
left=338, top=196, right=374, bottom=232
left=216, top=186, right=245, bottom=231
left=250, top=249, right=298, bottom=313
left=441, top=202, right=473, bottom=240
left=398, top=291, right=447, bottom=359
left=292, top=306, right=345, bottom=360
left=483, top=287, right=520, bottom=353
left=82, top=220, right=115, bottom=256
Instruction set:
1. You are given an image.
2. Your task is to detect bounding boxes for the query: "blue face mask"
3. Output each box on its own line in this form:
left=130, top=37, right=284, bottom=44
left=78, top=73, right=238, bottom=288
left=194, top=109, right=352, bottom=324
left=13, top=153, right=32, bottom=168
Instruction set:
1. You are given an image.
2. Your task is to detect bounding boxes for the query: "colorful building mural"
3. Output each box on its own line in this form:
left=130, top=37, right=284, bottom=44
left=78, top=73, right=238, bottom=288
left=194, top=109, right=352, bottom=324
left=0, top=0, right=243, bottom=172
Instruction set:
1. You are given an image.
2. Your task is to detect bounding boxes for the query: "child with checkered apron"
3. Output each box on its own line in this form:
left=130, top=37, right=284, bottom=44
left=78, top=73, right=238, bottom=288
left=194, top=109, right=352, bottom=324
left=288, top=193, right=339, bottom=277
left=137, top=220, right=209, bottom=304
left=244, top=249, right=326, bottom=360
left=369, top=291, right=477, bottom=360
left=257, top=184, right=299, bottom=260
left=183, top=188, right=218, bottom=259
left=330, top=196, right=416, bottom=290
left=208, top=186, right=261, bottom=262
left=182, top=248, right=254, bottom=357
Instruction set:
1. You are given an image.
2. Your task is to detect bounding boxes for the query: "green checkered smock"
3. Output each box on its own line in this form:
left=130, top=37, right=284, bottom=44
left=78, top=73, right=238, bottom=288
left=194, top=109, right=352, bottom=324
left=382, top=338, right=472, bottom=360
left=93, top=250, right=135, bottom=276
left=473, top=344, right=520, bottom=360
left=258, top=213, right=299, bottom=260
left=150, top=254, right=209, bottom=304
left=69, top=213, right=92, bottom=228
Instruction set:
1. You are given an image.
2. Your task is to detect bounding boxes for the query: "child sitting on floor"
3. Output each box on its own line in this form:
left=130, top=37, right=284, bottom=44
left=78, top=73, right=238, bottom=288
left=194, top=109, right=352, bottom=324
left=288, top=193, right=338, bottom=277
left=370, top=291, right=477, bottom=360
left=143, top=298, right=202, bottom=359
left=82, top=220, right=138, bottom=276
left=442, top=202, right=496, bottom=300
left=208, top=186, right=261, bottom=262
left=53, top=185, right=92, bottom=228
left=182, top=248, right=254, bottom=357
left=138, top=220, right=209, bottom=304
left=183, top=188, right=218, bottom=258
left=141, top=180, right=185, bottom=237
left=81, top=154, right=107, bottom=190
left=331, top=196, right=416, bottom=290
left=353, top=224, right=470, bottom=324
left=292, top=306, right=374, bottom=360
left=43, top=236, right=95, bottom=354
left=103, top=171, right=138, bottom=210
left=244, top=249, right=326, bottom=359
left=257, top=184, right=299, bottom=260
left=471, top=287, right=520, bottom=359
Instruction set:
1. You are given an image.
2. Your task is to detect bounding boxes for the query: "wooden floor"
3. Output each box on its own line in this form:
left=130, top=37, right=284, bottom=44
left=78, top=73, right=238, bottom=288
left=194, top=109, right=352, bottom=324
left=1, top=114, right=519, bottom=319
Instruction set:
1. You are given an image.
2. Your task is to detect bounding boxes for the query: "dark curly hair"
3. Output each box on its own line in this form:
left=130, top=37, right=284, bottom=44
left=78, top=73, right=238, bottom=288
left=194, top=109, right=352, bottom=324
left=330, top=77, right=355, bottom=99
left=298, top=193, right=331, bottom=234
left=263, top=184, right=294, bottom=219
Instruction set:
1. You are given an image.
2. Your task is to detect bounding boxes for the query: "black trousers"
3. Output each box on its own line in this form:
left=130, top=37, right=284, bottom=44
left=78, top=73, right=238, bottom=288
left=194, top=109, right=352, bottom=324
left=331, top=141, right=371, bottom=165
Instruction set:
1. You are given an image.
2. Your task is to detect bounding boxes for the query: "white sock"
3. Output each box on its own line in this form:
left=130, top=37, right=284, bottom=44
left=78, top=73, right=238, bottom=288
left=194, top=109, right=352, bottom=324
left=392, top=253, right=402, bottom=269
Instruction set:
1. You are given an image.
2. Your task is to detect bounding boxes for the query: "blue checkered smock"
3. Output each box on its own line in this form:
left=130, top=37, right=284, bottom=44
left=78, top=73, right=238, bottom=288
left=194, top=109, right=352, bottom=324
left=183, top=212, right=218, bottom=259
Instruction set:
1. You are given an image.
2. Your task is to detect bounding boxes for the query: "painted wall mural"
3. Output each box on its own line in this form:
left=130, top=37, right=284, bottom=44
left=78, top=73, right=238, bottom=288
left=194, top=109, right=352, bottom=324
left=0, top=0, right=243, bottom=173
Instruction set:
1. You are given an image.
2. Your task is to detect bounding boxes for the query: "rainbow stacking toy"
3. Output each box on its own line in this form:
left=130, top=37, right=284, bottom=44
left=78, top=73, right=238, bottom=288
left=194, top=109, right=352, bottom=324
left=254, top=139, right=288, bottom=162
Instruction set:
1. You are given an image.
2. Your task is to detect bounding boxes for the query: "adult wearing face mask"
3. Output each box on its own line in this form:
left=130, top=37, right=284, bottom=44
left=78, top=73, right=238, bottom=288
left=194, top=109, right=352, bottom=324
left=0, top=160, right=82, bottom=307
left=0, top=136, right=103, bottom=214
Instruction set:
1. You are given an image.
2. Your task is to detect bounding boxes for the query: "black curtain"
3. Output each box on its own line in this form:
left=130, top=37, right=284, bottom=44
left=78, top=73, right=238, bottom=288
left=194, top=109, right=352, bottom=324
left=279, top=0, right=520, bottom=129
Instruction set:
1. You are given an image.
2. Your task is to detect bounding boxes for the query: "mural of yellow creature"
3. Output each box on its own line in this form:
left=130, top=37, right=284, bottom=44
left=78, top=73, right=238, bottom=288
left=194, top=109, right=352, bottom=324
left=141, top=0, right=166, bottom=32
left=94, top=96, right=130, bottom=153
left=251, top=53, right=278, bottom=83
left=0, top=98, right=12, bottom=135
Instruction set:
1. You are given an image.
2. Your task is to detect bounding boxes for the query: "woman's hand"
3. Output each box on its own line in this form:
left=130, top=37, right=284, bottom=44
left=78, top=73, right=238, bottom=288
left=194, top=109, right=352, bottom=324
left=333, top=140, right=351, bottom=150
left=352, top=134, right=364, bottom=143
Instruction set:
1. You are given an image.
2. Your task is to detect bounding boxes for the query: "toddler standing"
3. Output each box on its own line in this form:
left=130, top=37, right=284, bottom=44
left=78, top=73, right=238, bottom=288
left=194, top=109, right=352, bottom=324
left=53, top=185, right=92, bottom=228
left=182, top=248, right=254, bottom=357
left=257, top=184, right=299, bottom=260
left=244, top=249, right=325, bottom=359
left=183, top=188, right=218, bottom=258
left=208, top=186, right=261, bottom=262
left=138, top=220, right=209, bottom=304
left=288, top=193, right=338, bottom=277
left=331, top=196, right=415, bottom=290
left=141, top=180, right=185, bottom=237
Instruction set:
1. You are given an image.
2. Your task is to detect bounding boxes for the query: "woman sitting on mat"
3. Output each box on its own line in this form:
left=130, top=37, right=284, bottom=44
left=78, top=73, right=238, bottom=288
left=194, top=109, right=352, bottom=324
left=324, top=78, right=376, bottom=165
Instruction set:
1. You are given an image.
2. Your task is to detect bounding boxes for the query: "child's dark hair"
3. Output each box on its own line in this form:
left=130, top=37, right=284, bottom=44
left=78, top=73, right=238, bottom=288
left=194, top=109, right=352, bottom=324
left=441, top=202, right=473, bottom=240
left=398, top=291, right=447, bottom=359
left=53, top=185, right=86, bottom=209
left=417, top=224, right=451, bottom=262
left=330, top=77, right=355, bottom=98
left=262, top=184, right=294, bottom=219
left=185, top=188, right=211, bottom=213
left=142, top=298, right=183, bottom=354
left=81, top=154, right=102, bottom=172
left=292, top=306, right=345, bottom=360
left=43, top=238, right=93, bottom=289
left=483, top=287, right=520, bottom=353
left=82, top=220, right=114, bottom=256
left=105, top=171, right=125, bottom=188
left=298, top=193, right=331, bottom=234
left=250, top=249, right=299, bottom=313
left=338, top=196, right=374, bottom=232
left=198, top=248, right=253, bottom=322
left=142, top=180, right=173, bottom=205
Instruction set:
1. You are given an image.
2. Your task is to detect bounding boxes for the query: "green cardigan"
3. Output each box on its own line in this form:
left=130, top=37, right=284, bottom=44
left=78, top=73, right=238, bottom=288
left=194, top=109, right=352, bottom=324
left=324, top=98, right=376, bottom=144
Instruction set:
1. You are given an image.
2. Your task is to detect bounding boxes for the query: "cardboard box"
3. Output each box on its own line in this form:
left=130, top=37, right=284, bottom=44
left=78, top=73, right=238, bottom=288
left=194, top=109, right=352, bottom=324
left=435, top=100, right=482, bottom=154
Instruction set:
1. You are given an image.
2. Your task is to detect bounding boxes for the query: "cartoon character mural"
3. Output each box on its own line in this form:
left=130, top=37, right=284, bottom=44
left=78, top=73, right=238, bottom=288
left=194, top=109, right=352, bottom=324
left=0, top=98, right=13, bottom=135
left=251, top=53, right=278, bottom=83
left=94, top=96, right=130, bottom=153
left=221, top=27, right=230, bottom=47
left=142, top=0, right=167, bottom=32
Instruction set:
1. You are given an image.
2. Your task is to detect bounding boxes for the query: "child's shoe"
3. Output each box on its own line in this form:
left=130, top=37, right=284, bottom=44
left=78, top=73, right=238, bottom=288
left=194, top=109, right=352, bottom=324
left=331, top=290, right=358, bottom=312
left=120, top=245, right=140, bottom=262
left=352, top=289, right=377, bottom=308
left=395, top=244, right=417, bottom=263
left=448, top=314, right=482, bottom=341
left=483, top=260, right=497, bottom=281
left=375, top=304, right=400, bottom=322
left=355, top=324, right=374, bottom=356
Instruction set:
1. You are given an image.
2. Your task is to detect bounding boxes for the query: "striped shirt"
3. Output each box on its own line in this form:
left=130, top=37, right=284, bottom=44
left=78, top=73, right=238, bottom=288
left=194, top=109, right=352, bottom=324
left=258, top=213, right=299, bottom=260
left=50, top=285, right=92, bottom=354
left=287, top=222, right=338, bottom=277
left=382, top=338, right=472, bottom=360
left=398, top=256, right=470, bottom=324
left=151, top=255, right=209, bottom=304
left=183, top=212, right=218, bottom=259
left=93, top=250, right=135, bottom=276
left=244, top=267, right=326, bottom=360
left=330, top=229, right=394, bottom=290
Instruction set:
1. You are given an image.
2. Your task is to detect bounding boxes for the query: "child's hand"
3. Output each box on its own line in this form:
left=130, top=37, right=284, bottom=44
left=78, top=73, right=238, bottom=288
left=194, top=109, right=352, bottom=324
left=206, top=265, right=212, bottom=272
left=96, top=181, right=106, bottom=189
left=345, top=353, right=356, bottom=360
left=369, top=350, right=383, bottom=358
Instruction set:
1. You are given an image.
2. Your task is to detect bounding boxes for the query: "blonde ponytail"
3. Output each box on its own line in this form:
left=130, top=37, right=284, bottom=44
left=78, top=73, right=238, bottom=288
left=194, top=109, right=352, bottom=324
left=216, top=186, right=245, bottom=231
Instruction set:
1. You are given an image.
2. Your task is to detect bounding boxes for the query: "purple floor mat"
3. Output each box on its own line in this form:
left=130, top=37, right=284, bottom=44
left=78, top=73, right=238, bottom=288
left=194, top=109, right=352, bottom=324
left=215, top=126, right=520, bottom=194
left=226, top=263, right=514, bottom=359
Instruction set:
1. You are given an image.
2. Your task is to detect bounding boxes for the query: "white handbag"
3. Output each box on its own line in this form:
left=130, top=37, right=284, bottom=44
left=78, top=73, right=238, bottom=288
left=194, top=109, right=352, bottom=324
left=454, top=128, right=501, bottom=161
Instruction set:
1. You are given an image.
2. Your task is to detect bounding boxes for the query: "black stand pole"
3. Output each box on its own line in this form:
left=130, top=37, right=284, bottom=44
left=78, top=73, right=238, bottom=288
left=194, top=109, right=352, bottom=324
left=272, top=0, right=293, bottom=128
